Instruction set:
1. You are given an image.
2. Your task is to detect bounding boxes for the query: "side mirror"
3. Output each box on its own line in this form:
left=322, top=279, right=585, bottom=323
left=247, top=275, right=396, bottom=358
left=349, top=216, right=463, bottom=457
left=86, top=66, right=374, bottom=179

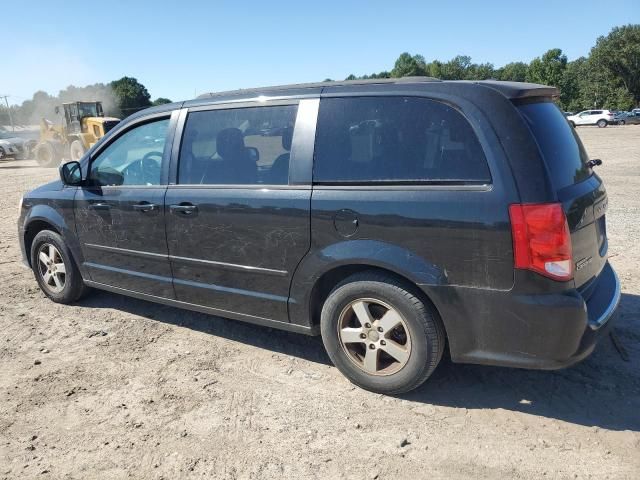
left=246, top=146, right=260, bottom=164
left=59, top=161, right=83, bottom=186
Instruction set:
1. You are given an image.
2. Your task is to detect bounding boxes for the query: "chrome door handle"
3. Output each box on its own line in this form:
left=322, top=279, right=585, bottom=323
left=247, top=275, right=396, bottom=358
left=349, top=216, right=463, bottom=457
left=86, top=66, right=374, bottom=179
left=132, top=202, right=158, bottom=212
left=170, top=204, right=198, bottom=215
left=88, top=202, right=110, bottom=210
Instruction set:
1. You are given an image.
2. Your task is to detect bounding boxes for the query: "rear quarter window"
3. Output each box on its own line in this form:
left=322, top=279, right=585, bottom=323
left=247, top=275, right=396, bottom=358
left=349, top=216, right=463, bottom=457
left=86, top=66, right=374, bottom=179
left=313, top=96, right=491, bottom=184
left=517, top=102, right=591, bottom=190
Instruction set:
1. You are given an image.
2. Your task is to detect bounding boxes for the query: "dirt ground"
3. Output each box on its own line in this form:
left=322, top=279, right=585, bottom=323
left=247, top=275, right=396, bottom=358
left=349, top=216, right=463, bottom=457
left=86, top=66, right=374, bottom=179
left=0, top=126, right=639, bottom=479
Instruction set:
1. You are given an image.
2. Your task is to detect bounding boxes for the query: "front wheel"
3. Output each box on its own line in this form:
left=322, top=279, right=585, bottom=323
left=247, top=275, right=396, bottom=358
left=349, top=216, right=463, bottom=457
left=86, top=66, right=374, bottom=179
left=569, top=121, right=576, bottom=128
left=34, top=142, right=61, bottom=167
left=321, top=272, right=445, bottom=394
left=597, top=119, right=608, bottom=128
left=30, top=230, right=90, bottom=303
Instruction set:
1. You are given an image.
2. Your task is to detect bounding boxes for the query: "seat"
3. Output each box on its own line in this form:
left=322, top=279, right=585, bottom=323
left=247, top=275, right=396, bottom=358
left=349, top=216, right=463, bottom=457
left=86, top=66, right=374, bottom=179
left=203, top=128, right=256, bottom=184
left=267, top=126, right=293, bottom=184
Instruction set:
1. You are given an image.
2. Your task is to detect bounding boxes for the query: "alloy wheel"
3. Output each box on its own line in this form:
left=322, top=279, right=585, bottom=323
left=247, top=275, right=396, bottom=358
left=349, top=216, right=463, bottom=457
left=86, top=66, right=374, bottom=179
left=337, top=298, right=412, bottom=376
left=37, top=243, right=66, bottom=293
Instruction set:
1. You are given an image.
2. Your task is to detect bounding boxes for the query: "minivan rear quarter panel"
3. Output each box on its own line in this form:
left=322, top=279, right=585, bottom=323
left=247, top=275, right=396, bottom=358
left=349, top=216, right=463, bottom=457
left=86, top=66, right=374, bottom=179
left=289, top=91, right=523, bottom=352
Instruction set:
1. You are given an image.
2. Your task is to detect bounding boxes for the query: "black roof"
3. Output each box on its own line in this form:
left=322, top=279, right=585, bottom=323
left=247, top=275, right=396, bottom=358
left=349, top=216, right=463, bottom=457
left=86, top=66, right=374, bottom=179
left=195, top=77, right=558, bottom=102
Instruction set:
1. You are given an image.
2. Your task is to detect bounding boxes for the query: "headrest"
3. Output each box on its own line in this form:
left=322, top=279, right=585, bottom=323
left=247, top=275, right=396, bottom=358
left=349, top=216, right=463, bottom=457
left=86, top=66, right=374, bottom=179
left=281, top=126, right=293, bottom=151
left=216, top=128, right=245, bottom=158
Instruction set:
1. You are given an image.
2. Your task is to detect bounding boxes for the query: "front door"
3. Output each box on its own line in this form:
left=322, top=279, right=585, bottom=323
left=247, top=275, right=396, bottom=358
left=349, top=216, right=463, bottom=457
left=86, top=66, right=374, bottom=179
left=75, top=115, right=175, bottom=298
left=164, top=102, right=313, bottom=323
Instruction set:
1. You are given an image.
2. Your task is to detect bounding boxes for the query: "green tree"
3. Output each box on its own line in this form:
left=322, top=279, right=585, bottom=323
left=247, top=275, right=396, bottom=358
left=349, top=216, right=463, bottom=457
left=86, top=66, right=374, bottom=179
left=527, top=48, right=568, bottom=86
left=110, top=77, right=151, bottom=117
left=496, top=62, right=529, bottom=82
left=440, top=55, right=472, bottom=80
left=152, top=97, right=172, bottom=106
left=589, top=24, right=640, bottom=105
left=391, top=53, right=427, bottom=77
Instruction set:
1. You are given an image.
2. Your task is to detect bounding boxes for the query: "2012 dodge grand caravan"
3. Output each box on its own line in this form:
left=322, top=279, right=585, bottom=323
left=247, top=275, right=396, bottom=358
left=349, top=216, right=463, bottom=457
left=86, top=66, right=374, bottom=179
left=18, top=78, right=620, bottom=394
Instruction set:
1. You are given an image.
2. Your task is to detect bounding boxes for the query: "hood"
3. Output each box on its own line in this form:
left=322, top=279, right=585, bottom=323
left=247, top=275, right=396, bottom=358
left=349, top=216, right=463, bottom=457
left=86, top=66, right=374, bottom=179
left=27, top=179, right=63, bottom=196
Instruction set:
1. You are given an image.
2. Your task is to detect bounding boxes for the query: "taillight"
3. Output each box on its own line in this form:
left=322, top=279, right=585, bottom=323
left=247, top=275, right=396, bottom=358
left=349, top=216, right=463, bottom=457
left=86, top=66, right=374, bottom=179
left=509, top=203, right=573, bottom=281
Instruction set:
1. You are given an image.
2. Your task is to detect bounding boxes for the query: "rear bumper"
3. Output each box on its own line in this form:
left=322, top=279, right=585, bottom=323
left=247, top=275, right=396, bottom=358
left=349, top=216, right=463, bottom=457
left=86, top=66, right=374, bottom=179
left=427, top=261, right=620, bottom=369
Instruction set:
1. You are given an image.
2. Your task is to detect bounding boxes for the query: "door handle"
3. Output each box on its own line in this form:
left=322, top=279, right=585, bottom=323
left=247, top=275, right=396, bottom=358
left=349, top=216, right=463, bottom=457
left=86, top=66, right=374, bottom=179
left=88, top=202, right=110, bottom=210
left=132, top=202, right=158, bottom=212
left=170, top=204, right=198, bottom=215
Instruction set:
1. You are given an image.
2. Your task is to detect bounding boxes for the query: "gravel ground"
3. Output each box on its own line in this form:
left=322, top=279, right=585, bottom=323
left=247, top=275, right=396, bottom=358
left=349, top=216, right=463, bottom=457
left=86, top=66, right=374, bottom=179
left=0, top=126, right=639, bottom=479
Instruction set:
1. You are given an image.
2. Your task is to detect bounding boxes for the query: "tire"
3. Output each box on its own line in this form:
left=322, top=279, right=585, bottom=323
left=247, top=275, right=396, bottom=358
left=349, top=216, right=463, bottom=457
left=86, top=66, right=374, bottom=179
left=30, top=230, right=90, bottom=304
left=320, top=271, right=445, bottom=394
left=597, top=119, right=608, bottom=128
left=618, top=120, right=625, bottom=126
left=569, top=121, right=576, bottom=128
left=69, top=140, right=85, bottom=162
left=34, top=142, right=60, bottom=168
left=0, top=147, right=4, bottom=160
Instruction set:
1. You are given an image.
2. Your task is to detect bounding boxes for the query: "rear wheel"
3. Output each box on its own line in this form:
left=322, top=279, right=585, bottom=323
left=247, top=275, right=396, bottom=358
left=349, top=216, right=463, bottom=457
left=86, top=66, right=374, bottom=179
left=69, top=140, right=85, bottom=161
left=618, top=120, right=626, bottom=126
left=320, top=272, right=445, bottom=394
left=597, top=119, right=608, bottom=128
left=34, top=142, right=60, bottom=168
left=0, top=147, right=5, bottom=160
left=30, top=230, right=89, bottom=303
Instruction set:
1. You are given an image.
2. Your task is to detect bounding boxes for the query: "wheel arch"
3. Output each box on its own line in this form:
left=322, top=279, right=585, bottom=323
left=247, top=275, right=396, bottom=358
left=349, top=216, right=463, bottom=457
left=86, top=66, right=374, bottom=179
left=23, top=219, right=62, bottom=267
left=22, top=205, right=79, bottom=269
left=289, top=240, right=449, bottom=339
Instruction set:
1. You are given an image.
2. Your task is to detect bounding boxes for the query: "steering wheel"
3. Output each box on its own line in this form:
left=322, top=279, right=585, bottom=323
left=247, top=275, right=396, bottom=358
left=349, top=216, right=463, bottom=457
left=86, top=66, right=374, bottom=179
left=122, top=151, right=162, bottom=185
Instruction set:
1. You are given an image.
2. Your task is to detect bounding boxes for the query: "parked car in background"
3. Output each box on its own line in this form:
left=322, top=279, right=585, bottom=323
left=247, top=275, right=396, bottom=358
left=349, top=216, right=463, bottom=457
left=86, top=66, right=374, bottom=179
left=0, top=131, right=27, bottom=159
left=18, top=78, right=620, bottom=394
left=632, top=108, right=640, bottom=116
left=566, top=110, right=615, bottom=128
left=563, top=111, right=574, bottom=117
left=615, top=112, right=640, bottom=125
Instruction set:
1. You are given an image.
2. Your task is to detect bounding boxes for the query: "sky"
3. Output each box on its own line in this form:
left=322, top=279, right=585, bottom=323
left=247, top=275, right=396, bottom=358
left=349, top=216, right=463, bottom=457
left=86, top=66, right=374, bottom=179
left=3, top=0, right=639, bottom=106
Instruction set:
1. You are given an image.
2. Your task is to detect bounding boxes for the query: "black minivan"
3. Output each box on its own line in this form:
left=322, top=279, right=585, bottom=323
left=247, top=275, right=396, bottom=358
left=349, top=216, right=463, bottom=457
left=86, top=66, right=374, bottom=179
left=18, top=78, right=620, bottom=394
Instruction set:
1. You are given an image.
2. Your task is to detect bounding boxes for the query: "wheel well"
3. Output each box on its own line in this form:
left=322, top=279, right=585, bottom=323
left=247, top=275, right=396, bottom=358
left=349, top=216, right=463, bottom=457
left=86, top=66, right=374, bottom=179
left=24, top=220, right=60, bottom=266
left=308, top=265, right=446, bottom=333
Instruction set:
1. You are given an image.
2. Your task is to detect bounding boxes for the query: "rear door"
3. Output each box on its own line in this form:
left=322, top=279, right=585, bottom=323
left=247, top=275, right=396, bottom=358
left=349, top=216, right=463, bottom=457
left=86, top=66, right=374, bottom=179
left=164, top=100, right=317, bottom=323
left=517, top=102, right=608, bottom=288
left=75, top=113, right=176, bottom=298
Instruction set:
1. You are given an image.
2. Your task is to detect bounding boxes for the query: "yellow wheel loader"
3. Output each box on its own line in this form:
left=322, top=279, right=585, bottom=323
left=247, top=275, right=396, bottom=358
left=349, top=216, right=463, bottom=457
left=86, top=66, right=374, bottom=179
left=34, top=101, right=120, bottom=167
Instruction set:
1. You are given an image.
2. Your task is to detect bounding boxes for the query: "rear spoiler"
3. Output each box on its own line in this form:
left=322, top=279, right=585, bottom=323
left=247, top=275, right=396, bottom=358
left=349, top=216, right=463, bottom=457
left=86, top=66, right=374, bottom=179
left=473, top=81, right=559, bottom=100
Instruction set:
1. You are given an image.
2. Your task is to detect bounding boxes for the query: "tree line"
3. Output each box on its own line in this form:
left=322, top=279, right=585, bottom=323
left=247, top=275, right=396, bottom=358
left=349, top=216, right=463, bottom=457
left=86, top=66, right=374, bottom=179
left=1, top=24, right=637, bottom=127
left=336, top=24, right=640, bottom=112
left=1, top=77, right=171, bottom=126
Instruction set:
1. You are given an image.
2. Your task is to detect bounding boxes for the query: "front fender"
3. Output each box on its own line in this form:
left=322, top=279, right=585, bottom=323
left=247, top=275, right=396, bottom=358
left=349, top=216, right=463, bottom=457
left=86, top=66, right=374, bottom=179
left=288, top=239, right=446, bottom=328
left=20, top=194, right=87, bottom=278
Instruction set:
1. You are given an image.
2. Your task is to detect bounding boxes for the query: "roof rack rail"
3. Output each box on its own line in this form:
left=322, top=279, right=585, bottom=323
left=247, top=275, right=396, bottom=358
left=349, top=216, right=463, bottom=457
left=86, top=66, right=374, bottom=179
left=196, top=76, right=441, bottom=99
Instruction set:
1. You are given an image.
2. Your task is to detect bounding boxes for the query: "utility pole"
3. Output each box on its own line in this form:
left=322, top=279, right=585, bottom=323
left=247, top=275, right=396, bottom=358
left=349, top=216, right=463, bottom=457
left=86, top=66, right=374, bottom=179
left=0, top=95, right=15, bottom=132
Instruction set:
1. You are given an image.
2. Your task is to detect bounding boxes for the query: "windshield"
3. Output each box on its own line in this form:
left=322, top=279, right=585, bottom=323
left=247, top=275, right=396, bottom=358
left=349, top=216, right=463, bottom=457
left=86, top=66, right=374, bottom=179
left=518, top=101, right=591, bottom=190
left=78, top=103, right=98, bottom=118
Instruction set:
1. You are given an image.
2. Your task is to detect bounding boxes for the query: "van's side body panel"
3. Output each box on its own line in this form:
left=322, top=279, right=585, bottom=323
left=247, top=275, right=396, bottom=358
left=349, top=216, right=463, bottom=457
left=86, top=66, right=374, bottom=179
left=18, top=79, right=620, bottom=371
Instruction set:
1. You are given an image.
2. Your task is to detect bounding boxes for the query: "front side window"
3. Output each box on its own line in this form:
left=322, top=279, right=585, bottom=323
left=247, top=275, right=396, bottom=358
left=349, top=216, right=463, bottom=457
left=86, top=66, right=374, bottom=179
left=178, top=104, right=298, bottom=185
left=313, top=97, right=490, bottom=184
left=89, top=118, right=169, bottom=186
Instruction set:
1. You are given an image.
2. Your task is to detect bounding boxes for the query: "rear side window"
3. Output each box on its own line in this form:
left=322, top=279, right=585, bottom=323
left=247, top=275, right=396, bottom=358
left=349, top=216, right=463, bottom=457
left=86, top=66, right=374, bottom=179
left=313, top=97, right=490, bottom=184
left=517, top=102, right=591, bottom=190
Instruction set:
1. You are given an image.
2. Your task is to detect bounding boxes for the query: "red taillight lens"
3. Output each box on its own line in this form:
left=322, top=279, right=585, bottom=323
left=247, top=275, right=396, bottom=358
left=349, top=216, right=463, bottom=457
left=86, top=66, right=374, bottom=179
left=509, top=203, right=573, bottom=281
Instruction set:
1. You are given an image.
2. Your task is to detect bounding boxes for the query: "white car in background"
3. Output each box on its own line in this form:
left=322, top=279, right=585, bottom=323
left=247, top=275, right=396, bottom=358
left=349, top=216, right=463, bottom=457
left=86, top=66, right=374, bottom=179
left=566, top=110, right=615, bottom=128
